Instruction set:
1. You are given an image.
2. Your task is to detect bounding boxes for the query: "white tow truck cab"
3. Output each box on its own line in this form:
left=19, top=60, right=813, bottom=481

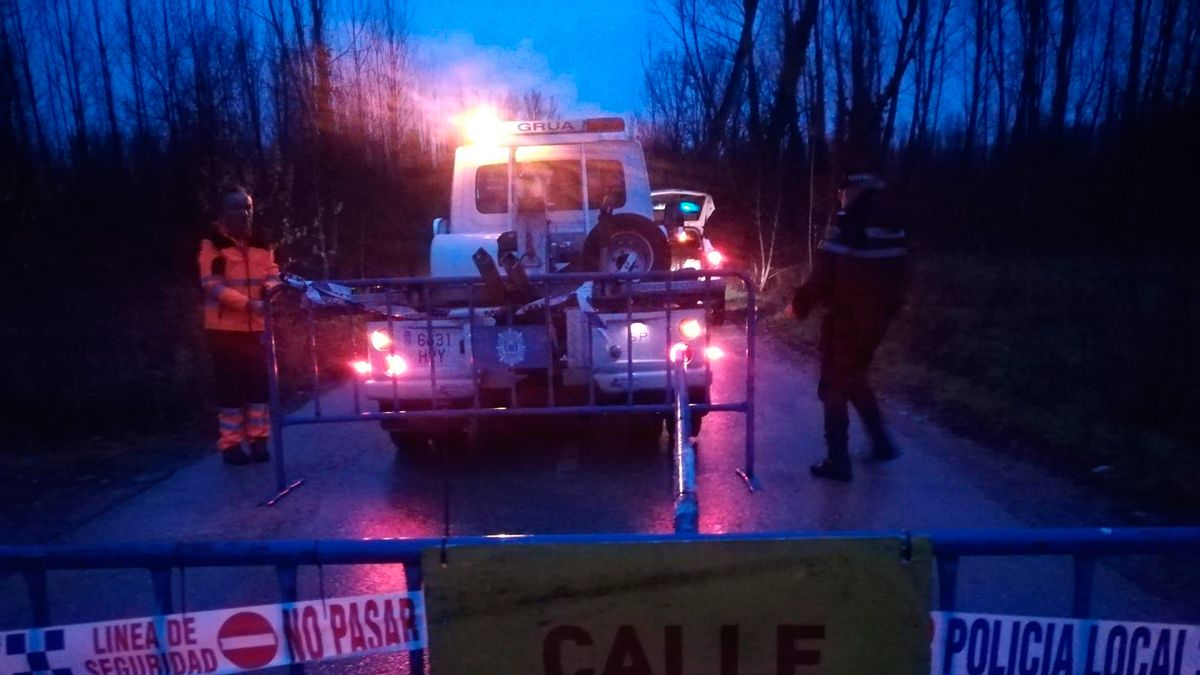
left=355, top=114, right=719, bottom=448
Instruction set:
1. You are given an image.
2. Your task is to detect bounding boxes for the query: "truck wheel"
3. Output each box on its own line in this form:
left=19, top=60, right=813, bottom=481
left=628, top=415, right=665, bottom=451
left=389, top=430, right=430, bottom=453
left=708, top=303, right=726, bottom=327
left=584, top=213, right=670, bottom=273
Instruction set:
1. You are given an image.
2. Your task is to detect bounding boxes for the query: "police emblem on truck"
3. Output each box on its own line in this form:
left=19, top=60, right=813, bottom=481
left=496, top=329, right=527, bottom=367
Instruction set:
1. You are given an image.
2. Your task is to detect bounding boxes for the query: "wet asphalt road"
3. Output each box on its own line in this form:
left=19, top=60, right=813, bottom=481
left=2, top=325, right=1197, bottom=668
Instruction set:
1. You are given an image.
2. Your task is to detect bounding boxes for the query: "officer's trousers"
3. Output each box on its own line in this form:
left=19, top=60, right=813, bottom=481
left=207, top=330, right=270, bottom=451
left=817, top=306, right=892, bottom=461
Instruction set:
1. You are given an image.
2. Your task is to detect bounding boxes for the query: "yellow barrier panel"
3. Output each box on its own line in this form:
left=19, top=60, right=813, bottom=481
left=424, top=537, right=932, bottom=674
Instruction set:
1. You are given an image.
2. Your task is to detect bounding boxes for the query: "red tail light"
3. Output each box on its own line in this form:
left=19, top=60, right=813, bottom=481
left=385, top=354, right=408, bottom=376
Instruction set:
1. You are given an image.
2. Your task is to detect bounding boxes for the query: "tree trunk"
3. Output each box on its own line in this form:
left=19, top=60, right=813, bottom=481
left=963, top=0, right=987, bottom=164
left=1124, top=0, right=1148, bottom=124
left=50, top=0, right=89, bottom=163
left=1146, top=0, right=1182, bottom=114
left=701, top=0, right=758, bottom=157
left=1050, top=0, right=1077, bottom=135
left=0, top=0, right=25, bottom=167
left=123, top=0, right=147, bottom=141
left=10, top=0, right=48, bottom=167
left=90, top=0, right=121, bottom=159
left=766, top=0, right=820, bottom=156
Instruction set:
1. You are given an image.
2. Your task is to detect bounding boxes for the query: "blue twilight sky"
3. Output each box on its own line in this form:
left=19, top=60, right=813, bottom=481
left=406, top=0, right=658, bottom=117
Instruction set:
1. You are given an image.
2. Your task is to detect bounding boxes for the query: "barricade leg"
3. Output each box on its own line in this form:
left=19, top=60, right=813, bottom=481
left=405, top=563, right=427, bottom=674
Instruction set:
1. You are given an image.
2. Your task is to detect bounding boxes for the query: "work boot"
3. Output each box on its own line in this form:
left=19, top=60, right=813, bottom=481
left=810, top=459, right=852, bottom=482
left=222, top=447, right=251, bottom=465
left=869, top=435, right=900, bottom=461
left=248, top=438, right=271, bottom=463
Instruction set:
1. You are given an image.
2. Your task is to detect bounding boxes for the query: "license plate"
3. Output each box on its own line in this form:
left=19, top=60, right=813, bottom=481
left=400, top=328, right=464, bottom=368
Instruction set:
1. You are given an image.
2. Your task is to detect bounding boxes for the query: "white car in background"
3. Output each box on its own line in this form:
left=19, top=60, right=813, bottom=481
left=652, top=189, right=727, bottom=324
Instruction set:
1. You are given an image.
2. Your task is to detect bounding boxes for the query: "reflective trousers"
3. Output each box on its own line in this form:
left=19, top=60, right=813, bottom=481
left=207, top=330, right=270, bottom=451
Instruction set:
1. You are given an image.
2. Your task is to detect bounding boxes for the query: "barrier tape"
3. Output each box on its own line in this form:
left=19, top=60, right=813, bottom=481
left=1, top=592, right=425, bottom=675
left=933, top=611, right=1199, bottom=675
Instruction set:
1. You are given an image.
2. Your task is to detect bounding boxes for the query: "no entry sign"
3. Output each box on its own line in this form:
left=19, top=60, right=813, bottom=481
left=217, top=612, right=279, bottom=669
left=0, top=591, right=425, bottom=675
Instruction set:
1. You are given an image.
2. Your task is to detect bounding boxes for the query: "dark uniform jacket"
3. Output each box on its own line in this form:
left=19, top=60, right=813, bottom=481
left=792, top=192, right=909, bottom=372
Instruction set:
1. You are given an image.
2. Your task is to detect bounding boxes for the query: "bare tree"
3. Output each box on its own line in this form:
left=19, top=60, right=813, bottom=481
left=122, top=0, right=148, bottom=143
left=1050, top=0, right=1078, bottom=134
left=702, top=0, right=759, bottom=157
left=48, top=0, right=88, bottom=162
left=89, top=0, right=120, bottom=157
left=765, top=0, right=820, bottom=155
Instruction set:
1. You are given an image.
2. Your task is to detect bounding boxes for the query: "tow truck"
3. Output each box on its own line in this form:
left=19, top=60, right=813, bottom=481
left=347, top=113, right=725, bottom=451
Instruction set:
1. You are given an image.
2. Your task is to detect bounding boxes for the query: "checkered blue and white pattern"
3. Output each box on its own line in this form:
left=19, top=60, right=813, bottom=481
left=4, top=630, right=72, bottom=675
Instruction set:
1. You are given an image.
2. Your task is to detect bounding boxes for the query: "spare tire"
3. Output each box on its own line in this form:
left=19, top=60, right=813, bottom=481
left=583, top=213, right=670, bottom=273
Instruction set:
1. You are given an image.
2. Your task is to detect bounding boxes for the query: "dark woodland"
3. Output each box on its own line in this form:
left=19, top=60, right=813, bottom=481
left=0, top=0, right=1197, bottom=505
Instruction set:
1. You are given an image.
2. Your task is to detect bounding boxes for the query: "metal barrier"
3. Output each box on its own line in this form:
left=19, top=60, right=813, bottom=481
left=261, top=269, right=758, bottom=522
left=3, top=528, right=1199, bottom=673
left=671, top=357, right=699, bottom=534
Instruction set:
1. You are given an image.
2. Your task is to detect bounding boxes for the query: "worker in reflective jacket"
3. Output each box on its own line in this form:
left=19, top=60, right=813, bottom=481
left=198, top=185, right=281, bottom=465
left=790, top=173, right=908, bottom=482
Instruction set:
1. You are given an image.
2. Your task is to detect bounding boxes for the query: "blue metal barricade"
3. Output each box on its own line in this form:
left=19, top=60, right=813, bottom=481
left=5, top=527, right=1199, bottom=673
left=261, top=269, right=758, bottom=526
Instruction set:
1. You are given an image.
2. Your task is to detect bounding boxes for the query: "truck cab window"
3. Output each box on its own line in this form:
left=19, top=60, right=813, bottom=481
left=477, top=159, right=625, bottom=214
left=476, top=164, right=509, bottom=214
left=586, top=160, right=625, bottom=209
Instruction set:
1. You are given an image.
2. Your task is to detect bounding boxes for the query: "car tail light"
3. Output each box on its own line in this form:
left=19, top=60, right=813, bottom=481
left=679, top=319, right=703, bottom=340
left=351, top=360, right=372, bottom=375
left=669, top=342, right=692, bottom=363
left=385, top=354, right=408, bottom=376
left=370, top=330, right=392, bottom=351
left=704, top=345, right=725, bottom=361
left=705, top=250, right=724, bottom=267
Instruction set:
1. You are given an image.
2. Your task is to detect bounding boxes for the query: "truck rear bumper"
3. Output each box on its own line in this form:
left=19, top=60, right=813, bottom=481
left=362, top=368, right=710, bottom=403
left=363, top=378, right=477, bottom=403
left=592, top=367, right=710, bottom=395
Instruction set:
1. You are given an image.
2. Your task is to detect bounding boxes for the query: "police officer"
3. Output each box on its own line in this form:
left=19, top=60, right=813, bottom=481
left=790, top=173, right=908, bottom=481
left=198, top=185, right=281, bottom=465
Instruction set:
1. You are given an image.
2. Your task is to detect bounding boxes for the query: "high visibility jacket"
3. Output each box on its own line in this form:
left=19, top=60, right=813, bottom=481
left=198, top=229, right=281, bottom=332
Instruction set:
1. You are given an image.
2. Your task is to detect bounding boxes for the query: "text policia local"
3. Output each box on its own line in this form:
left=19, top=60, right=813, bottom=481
left=938, top=616, right=1195, bottom=675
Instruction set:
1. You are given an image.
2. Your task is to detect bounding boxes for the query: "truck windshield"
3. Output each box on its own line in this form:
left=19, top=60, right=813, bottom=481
left=475, top=160, right=626, bottom=214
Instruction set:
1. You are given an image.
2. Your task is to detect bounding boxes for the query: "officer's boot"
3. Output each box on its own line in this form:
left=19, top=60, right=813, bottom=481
left=852, top=385, right=898, bottom=461
left=811, top=399, right=852, bottom=481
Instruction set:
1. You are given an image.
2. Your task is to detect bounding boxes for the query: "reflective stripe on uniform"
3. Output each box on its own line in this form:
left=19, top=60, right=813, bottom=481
left=865, top=227, right=908, bottom=239
left=817, top=241, right=909, bottom=258
left=245, top=405, right=270, bottom=439
left=217, top=408, right=245, bottom=451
